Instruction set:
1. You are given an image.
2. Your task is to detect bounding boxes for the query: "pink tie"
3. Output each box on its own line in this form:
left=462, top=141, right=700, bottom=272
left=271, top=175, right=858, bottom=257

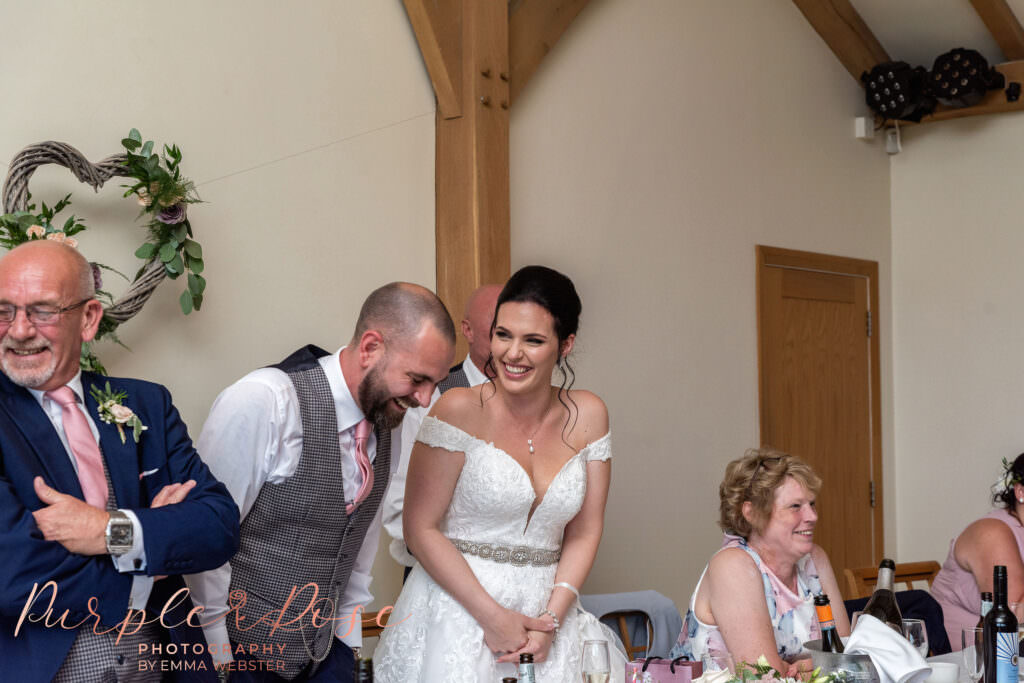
left=45, top=386, right=108, bottom=509
left=346, top=419, right=374, bottom=515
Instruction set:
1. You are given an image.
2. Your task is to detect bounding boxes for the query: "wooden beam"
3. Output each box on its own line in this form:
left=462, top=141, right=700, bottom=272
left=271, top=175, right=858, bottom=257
left=403, top=0, right=463, bottom=119
left=970, top=0, right=1024, bottom=61
left=791, top=0, right=889, bottom=83
left=918, top=60, right=1024, bottom=123
left=434, top=0, right=511, bottom=353
left=508, top=0, right=591, bottom=104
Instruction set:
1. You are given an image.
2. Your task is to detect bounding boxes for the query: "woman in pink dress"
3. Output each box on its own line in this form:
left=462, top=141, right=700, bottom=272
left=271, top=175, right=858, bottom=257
left=931, top=453, right=1024, bottom=650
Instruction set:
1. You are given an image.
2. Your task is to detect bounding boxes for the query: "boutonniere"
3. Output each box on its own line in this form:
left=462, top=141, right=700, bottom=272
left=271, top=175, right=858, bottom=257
left=89, top=382, right=148, bottom=444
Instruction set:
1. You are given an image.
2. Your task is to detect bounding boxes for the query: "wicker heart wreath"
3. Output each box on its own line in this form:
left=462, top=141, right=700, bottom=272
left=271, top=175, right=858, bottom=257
left=0, top=130, right=205, bottom=373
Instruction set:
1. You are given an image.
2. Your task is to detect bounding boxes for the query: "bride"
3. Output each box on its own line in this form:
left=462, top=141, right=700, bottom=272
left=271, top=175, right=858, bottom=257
left=373, top=265, right=625, bottom=682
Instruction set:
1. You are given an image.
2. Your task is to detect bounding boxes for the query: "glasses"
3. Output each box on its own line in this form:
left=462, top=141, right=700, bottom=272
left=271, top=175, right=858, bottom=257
left=0, top=299, right=91, bottom=326
left=746, top=456, right=783, bottom=498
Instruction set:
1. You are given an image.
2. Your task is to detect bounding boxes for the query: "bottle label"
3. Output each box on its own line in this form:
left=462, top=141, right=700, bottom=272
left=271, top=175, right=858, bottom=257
left=816, top=603, right=837, bottom=631
left=519, top=663, right=536, bottom=683
left=996, top=630, right=1018, bottom=683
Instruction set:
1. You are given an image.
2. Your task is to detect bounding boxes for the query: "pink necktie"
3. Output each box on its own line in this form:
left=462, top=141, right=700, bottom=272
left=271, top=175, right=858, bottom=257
left=346, top=419, right=374, bottom=515
left=45, top=386, right=108, bottom=509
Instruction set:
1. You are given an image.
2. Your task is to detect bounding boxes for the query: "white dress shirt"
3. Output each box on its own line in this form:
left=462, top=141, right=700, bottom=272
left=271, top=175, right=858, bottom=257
left=28, top=372, right=152, bottom=610
left=185, top=347, right=395, bottom=664
left=382, top=355, right=488, bottom=566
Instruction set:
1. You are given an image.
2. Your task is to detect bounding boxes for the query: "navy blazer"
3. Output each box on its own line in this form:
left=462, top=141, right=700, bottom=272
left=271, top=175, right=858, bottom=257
left=0, top=370, right=240, bottom=682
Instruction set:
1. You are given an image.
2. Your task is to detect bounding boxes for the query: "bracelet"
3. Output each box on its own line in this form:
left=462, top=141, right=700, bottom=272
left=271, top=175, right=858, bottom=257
left=539, top=608, right=561, bottom=632
left=553, top=581, right=580, bottom=598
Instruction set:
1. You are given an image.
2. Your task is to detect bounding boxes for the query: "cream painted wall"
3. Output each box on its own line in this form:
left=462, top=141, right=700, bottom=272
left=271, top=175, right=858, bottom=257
left=510, top=0, right=894, bottom=611
left=891, top=115, right=1024, bottom=563
left=0, top=1, right=432, bottom=612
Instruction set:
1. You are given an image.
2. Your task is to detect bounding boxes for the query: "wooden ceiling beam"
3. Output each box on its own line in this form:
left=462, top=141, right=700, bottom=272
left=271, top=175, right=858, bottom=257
left=970, top=0, right=1024, bottom=61
left=509, top=0, right=591, bottom=104
left=403, top=0, right=463, bottom=119
left=791, top=0, right=889, bottom=83
left=918, top=60, right=1024, bottom=123
left=403, top=0, right=594, bottom=349
left=405, top=0, right=511, bottom=356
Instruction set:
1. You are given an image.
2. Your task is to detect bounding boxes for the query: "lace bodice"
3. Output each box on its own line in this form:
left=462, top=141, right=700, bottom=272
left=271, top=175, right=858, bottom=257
left=417, top=416, right=612, bottom=551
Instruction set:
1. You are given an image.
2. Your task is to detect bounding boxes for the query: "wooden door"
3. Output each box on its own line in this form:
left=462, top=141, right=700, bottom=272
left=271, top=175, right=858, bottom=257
left=757, top=246, right=883, bottom=576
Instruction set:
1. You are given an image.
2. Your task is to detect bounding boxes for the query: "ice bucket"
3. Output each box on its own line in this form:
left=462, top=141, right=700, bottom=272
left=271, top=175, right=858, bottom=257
left=803, top=639, right=880, bottom=683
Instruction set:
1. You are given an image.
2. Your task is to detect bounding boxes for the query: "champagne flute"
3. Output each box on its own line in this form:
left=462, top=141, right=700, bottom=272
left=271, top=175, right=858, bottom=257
left=582, top=639, right=610, bottom=683
left=903, top=618, right=929, bottom=657
left=963, top=627, right=985, bottom=683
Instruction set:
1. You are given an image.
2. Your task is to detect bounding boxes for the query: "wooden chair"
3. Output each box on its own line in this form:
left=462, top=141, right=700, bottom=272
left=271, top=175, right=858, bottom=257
left=361, top=609, right=390, bottom=639
left=843, top=560, right=941, bottom=599
left=606, top=609, right=654, bottom=660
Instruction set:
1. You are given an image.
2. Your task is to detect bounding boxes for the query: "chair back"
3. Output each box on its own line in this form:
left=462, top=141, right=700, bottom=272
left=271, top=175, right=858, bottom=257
left=606, top=610, right=654, bottom=660
left=843, top=560, right=941, bottom=599
left=361, top=609, right=390, bottom=639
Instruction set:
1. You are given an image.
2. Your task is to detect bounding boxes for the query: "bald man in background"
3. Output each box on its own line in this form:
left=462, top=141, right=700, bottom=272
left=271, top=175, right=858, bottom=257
left=382, top=283, right=502, bottom=576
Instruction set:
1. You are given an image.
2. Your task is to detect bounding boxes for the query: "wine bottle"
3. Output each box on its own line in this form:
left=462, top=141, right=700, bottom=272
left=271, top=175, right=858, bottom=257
left=978, top=591, right=994, bottom=627
left=355, top=657, right=374, bottom=683
left=983, top=566, right=1018, bottom=683
left=861, top=558, right=905, bottom=634
left=518, top=653, right=536, bottom=683
left=815, top=593, right=845, bottom=653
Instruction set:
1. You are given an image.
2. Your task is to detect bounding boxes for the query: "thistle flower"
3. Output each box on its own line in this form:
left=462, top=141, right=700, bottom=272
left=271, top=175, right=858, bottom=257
left=156, top=203, right=187, bottom=225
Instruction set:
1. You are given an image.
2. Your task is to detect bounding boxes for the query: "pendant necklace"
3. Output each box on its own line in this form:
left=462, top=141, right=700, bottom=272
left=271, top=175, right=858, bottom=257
left=511, top=400, right=551, bottom=454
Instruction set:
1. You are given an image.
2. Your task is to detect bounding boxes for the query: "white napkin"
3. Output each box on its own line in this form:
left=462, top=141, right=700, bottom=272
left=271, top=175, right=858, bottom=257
left=693, top=669, right=733, bottom=683
left=844, top=614, right=931, bottom=683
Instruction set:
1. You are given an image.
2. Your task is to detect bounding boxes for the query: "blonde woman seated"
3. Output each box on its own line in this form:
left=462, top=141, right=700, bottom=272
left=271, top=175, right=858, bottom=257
left=670, top=450, right=849, bottom=674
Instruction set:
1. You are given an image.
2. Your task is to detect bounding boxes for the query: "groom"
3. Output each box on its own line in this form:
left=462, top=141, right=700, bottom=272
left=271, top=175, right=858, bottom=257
left=0, top=240, right=240, bottom=681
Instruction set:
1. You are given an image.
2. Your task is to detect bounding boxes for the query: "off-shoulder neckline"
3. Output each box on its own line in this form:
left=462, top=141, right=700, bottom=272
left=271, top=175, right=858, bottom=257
left=420, top=415, right=610, bottom=533
left=422, top=414, right=610, bottom=457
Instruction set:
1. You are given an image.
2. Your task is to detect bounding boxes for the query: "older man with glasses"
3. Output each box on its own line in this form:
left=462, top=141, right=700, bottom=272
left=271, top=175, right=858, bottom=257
left=0, top=240, right=239, bottom=682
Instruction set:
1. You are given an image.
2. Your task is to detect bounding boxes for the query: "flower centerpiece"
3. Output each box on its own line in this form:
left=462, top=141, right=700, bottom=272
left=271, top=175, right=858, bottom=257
left=722, top=656, right=850, bottom=683
left=0, top=129, right=206, bottom=373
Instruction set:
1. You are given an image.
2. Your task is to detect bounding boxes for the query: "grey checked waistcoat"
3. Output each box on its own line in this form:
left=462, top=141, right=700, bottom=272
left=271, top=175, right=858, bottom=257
left=227, top=346, right=391, bottom=679
left=436, top=362, right=470, bottom=394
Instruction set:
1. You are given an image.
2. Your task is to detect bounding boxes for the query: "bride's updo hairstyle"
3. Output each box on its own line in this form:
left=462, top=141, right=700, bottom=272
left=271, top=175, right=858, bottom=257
left=486, top=265, right=582, bottom=439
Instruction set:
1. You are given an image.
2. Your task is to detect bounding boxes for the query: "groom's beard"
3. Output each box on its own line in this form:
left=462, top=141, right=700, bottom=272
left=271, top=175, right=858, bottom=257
left=358, top=362, right=409, bottom=431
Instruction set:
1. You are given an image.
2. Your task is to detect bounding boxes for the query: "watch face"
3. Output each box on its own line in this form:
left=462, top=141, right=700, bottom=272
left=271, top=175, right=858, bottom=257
left=111, top=522, right=132, bottom=546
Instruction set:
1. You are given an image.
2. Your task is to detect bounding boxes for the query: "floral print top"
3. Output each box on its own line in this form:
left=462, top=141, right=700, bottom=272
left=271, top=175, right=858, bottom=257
left=670, top=534, right=823, bottom=665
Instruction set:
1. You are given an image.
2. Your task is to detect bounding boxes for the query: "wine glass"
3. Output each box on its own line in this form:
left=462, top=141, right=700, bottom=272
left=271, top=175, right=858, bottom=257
left=903, top=618, right=928, bottom=657
left=962, top=627, right=985, bottom=683
left=581, top=640, right=610, bottom=683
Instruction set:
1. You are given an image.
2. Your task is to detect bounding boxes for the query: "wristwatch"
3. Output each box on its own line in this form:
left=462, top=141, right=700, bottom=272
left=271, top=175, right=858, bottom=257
left=105, top=510, right=133, bottom=555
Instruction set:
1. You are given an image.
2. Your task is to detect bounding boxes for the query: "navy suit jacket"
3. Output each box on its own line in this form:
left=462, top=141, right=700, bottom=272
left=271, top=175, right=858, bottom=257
left=0, top=370, right=240, bottom=682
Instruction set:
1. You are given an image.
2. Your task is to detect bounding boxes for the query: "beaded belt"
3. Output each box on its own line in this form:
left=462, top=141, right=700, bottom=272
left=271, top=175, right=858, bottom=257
left=450, top=538, right=561, bottom=567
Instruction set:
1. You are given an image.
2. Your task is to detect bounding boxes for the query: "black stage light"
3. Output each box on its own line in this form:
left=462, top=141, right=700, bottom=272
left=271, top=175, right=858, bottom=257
left=929, top=48, right=1004, bottom=108
left=861, top=61, right=936, bottom=122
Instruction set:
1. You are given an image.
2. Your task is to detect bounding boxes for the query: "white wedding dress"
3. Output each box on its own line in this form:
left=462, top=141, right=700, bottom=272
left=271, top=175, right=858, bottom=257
left=373, top=416, right=626, bottom=683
